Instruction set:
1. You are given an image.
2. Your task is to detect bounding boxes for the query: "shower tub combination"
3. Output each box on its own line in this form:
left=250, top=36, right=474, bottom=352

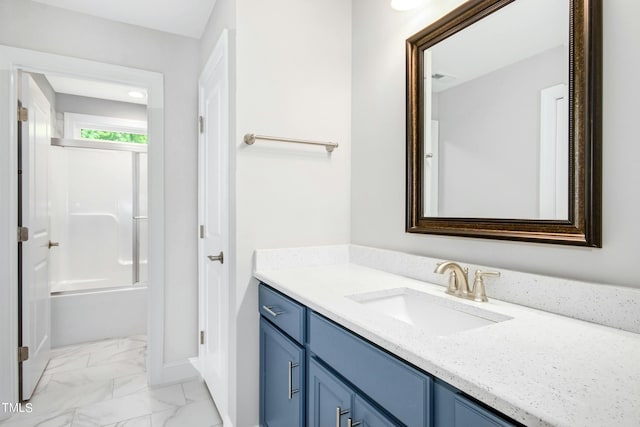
left=49, top=139, right=148, bottom=346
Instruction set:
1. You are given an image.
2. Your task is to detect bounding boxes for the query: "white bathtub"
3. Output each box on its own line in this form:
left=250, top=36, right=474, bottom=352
left=51, top=286, right=147, bottom=347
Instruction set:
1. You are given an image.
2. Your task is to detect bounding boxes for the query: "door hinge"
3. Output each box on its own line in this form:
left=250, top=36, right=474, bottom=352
left=18, top=107, right=28, bottom=122
left=199, top=116, right=204, bottom=134
left=18, top=346, right=29, bottom=363
left=200, top=330, right=205, bottom=345
left=199, top=225, right=205, bottom=239
left=17, top=227, right=29, bottom=243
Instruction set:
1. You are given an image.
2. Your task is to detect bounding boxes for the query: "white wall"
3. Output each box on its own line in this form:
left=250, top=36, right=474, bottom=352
left=56, top=94, right=147, bottom=123
left=230, top=0, right=354, bottom=425
left=352, top=0, right=640, bottom=288
left=436, top=46, right=566, bottom=218
left=0, top=0, right=200, bottom=364
left=199, top=0, right=236, bottom=68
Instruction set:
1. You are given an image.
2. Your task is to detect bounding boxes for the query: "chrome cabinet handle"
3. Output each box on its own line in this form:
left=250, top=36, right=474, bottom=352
left=48, top=241, right=59, bottom=249
left=207, top=251, right=224, bottom=264
left=262, top=305, right=283, bottom=317
left=336, top=407, right=350, bottom=427
left=287, top=361, right=300, bottom=400
left=348, top=418, right=361, bottom=427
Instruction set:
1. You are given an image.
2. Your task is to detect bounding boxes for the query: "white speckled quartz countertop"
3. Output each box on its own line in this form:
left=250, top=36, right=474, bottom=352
left=254, top=250, right=640, bottom=427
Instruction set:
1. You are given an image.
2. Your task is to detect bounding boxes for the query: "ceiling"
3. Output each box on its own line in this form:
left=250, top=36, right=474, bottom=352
left=429, top=0, right=569, bottom=92
left=45, top=73, right=148, bottom=105
left=31, top=0, right=217, bottom=39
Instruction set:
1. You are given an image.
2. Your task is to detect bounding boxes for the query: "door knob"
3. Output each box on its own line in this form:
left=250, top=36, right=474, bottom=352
left=207, top=251, right=224, bottom=264
left=48, top=241, right=59, bottom=249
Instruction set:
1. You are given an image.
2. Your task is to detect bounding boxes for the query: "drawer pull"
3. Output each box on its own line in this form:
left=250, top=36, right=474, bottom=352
left=336, top=407, right=350, bottom=427
left=348, top=419, right=361, bottom=427
left=262, top=305, right=284, bottom=317
left=287, top=361, right=300, bottom=399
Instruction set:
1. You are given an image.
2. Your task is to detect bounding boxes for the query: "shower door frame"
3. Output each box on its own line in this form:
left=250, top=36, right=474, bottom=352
left=0, top=45, right=169, bottom=411
left=53, top=113, right=149, bottom=292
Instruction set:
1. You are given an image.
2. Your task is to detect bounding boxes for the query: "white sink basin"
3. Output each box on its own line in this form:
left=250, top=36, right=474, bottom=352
left=347, top=287, right=512, bottom=337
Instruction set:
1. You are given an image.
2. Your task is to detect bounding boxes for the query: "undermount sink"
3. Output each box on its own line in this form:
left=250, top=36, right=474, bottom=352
left=347, top=287, right=512, bottom=337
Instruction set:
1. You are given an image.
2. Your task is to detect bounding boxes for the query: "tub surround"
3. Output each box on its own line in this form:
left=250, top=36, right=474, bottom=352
left=254, top=245, right=640, bottom=427
left=51, top=287, right=147, bottom=347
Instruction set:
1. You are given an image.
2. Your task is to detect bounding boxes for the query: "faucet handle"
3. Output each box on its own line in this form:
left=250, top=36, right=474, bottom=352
left=470, top=270, right=501, bottom=302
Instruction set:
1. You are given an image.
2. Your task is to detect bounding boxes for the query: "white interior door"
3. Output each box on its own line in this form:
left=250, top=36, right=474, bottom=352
left=539, top=83, right=569, bottom=220
left=424, top=120, right=439, bottom=216
left=20, top=73, right=52, bottom=400
left=197, top=30, right=230, bottom=418
left=422, top=51, right=439, bottom=216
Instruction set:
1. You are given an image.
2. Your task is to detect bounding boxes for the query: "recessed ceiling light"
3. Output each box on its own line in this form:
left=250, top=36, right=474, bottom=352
left=390, top=0, right=423, bottom=11
left=128, top=91, right=145, bottom=99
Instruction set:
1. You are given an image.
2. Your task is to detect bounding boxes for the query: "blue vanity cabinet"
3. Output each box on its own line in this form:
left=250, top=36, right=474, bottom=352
left=260, top=319, right=305, bottom=426
left=308, top=312, right=430, bottom=427
left=308, top=357, right=398, bottom=427
left=433, top=381, right=517, bottom=427
left=259, top=284, right=306, bottom=427
left=259, top=282, right=521, bottom=427
left=352, top=394, right=402, bottom=427
left=308, top=357, right=353, bottom=427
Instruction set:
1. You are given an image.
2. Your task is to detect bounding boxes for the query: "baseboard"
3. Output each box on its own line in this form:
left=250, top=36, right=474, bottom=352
left=222, top=414, right=236, bottom=427
left=158, top=359, right=199, bottom=385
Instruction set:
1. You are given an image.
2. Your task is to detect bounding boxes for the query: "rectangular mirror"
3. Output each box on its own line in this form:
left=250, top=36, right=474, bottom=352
left=406, top=0, right=601, bottom=246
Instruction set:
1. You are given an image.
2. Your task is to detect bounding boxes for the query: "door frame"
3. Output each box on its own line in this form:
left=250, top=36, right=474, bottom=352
left=0, top=45, right=166, bottom=413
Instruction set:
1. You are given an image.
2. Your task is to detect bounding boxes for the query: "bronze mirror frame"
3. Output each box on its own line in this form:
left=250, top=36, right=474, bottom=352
left=406, top=0, right=602, bottom=247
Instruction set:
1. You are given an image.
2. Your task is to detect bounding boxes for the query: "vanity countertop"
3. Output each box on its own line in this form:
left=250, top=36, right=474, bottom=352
left=254, top=263, right=640, bottom=427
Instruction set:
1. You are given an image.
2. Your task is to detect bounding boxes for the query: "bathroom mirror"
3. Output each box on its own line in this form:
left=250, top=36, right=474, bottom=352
left=406, top=0, right=601, bottom=246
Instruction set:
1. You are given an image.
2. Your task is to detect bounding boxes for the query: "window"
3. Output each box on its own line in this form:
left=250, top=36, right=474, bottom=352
left=64, top=113, right=148, bottom=145
left=80, top=129, right=147, bottom=144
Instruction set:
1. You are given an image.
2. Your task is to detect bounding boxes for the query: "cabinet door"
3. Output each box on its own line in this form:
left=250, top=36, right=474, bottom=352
left=434, top=381, right=517, bottom=427
left=351, top=395, right=401, bottom=427
left=308, top=357, right=354, bottom=427
left=260, top=318, right=305, bottom=427
left=452, top=397, right=515, bottom=427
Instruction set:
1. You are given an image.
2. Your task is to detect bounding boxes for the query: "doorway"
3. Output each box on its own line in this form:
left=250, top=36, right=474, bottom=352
left=0, top=45, right=166, bottom=413
left=19, top=70, right=151, bottom=400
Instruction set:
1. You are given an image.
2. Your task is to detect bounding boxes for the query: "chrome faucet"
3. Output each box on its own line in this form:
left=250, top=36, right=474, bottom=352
left=434, top=261, right=501, bottom=302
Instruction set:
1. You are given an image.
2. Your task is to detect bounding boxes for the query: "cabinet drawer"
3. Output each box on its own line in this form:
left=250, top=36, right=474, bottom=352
left=259, top=283, right=306, bottom=344
left=308, top=312, right=431, bottom=427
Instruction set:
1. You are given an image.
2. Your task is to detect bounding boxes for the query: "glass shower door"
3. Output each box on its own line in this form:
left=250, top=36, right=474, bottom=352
left=49, top=146, right=147, bottom=293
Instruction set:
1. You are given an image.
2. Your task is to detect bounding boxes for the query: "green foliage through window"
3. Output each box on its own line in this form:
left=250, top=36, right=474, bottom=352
left=81, top=128, right=148, bottom=144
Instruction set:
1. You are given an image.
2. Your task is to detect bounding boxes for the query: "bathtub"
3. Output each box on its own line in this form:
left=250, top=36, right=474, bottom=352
left=51, top=286, right=147, bottom=347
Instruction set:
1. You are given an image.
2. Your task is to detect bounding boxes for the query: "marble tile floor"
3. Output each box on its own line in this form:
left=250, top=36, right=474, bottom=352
left=1, top=335, right=222, bottom=427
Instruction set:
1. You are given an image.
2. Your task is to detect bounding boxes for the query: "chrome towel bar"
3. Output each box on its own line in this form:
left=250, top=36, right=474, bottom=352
left=244, top=133, right=338, bottom=153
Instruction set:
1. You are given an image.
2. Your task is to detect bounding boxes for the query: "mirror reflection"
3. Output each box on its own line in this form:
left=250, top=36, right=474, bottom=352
left=422, top=0, right=569, bottom=220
